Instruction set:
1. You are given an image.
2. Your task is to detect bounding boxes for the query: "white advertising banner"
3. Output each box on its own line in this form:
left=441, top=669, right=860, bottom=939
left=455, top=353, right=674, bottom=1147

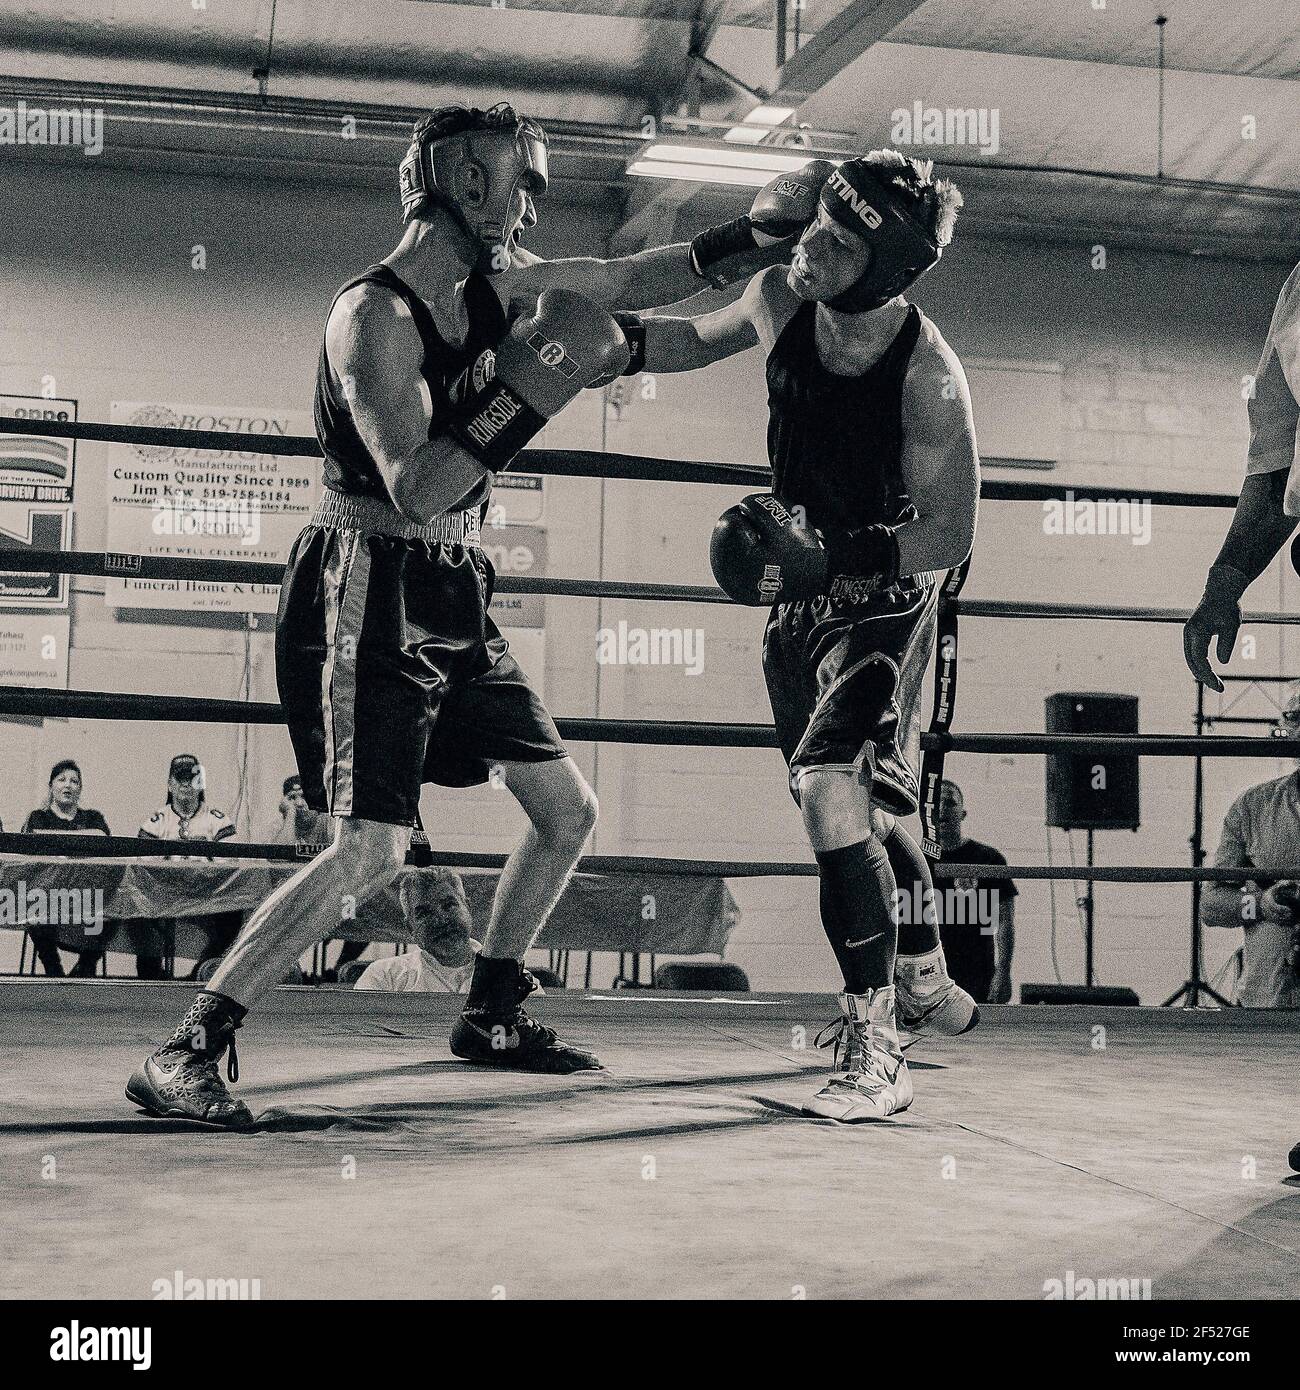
left=104, top=400, right=319, bottom=614
left=0, top=612, right=70, bottom=689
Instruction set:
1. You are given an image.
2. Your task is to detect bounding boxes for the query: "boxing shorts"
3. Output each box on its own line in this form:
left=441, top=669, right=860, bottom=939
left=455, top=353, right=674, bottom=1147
left=276, top=490, right=568, bottom=827
left=762, top=575, right=938, bottom=815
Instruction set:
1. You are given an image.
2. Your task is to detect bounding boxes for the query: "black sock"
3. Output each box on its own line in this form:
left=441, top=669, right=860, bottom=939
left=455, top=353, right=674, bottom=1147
left=883, top=823, right=941, bottom=955
left=814, top=838, right=897, bottom=993
left=466, top=953, right=521, bottom=1009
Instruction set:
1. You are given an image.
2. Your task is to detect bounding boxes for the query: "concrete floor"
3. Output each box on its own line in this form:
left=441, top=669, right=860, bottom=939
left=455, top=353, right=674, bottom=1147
left=2, top=981, right=1297, bottom=1300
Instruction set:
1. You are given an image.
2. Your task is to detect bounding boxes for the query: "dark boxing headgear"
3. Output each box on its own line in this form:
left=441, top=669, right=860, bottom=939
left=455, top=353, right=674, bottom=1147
left=398, top=102, right=548, bottom=275
left=817, top=156, right=941, bottom=313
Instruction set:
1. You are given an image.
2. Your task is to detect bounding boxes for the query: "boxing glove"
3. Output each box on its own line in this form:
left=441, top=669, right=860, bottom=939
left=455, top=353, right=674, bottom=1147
left=690, top=160, right=837, bottom=289
left=587, top=312, right=646, bottom=389
left=710, top=493, right=902, bottom=607
left=448, top=288, right=631, bottom=471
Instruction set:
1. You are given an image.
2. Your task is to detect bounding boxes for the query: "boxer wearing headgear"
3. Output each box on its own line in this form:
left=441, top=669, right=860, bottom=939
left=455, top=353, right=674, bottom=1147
left=126, top=100, right=833, bottom=1126
left=633, top=149, right=978, bottom=1122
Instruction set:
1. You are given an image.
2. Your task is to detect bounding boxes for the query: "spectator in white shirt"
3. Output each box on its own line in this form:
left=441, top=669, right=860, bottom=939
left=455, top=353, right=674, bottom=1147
left=355, top=868, right=480, bottom=993
left=135, top=754, right=241, bottom=980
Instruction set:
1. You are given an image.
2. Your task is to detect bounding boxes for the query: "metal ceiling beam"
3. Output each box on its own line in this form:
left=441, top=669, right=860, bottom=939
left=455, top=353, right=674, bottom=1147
left=774, top=0, right=929, bottom=100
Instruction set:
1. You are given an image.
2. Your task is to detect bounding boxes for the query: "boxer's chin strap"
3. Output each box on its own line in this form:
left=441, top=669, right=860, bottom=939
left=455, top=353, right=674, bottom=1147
left=919, top=557, right=972, bottom=858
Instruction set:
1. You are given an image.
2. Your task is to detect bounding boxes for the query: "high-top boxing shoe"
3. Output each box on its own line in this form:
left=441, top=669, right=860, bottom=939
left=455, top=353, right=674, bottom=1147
left=895, top=944, right=980, bottom=1038
left=126, top=991, right=254, bottom=1128
left=803, top=985, right=912, bottom=1122
left=450, top=956, right=602, bottom=1074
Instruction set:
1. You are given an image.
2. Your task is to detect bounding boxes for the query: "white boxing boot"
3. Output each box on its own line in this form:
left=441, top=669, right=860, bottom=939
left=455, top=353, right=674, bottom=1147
left=894, top=944, right=979, bottom=1038
left=803, top=985, right=913, bottom=1122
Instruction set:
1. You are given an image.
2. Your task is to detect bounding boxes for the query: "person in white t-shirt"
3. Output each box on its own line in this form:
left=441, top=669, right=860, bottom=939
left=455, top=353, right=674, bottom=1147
left=135, top=754, right=241, bottom=979
left=355, top=867, right=481, bottom=993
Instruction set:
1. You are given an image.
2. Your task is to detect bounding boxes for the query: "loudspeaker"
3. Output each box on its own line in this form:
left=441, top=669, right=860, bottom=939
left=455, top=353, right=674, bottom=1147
left=1045, top=692, right=1140, bottom=830
left=1020, top=984, right=1140, bottom=1006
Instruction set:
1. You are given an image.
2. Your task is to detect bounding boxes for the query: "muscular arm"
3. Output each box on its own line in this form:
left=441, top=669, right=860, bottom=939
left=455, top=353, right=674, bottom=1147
left=637, top=271, right=771, bottom=373
left=327, top=285, right=490, bottom=524
left=499, top=244, right=704, bottom=313
left=896, top=333, right=980, bottom=576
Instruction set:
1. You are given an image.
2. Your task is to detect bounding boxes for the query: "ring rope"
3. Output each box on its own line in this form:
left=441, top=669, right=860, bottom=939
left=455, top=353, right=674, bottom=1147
left=0, top=686, right=1296, bottom=758
left=0, top=416, right=1242, bottom=505
left=0, top=830, right=1290, bottom=884
left=6, top=548, right=1298, bottom=628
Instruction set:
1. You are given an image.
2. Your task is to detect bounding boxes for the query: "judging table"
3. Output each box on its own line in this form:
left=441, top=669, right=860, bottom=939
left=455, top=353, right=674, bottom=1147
left=0, top=857, right=739, bottom=966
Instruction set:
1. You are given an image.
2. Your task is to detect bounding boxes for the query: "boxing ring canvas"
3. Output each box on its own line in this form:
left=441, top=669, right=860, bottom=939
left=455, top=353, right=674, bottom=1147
left=3, top=981, right=1296, bottom=1301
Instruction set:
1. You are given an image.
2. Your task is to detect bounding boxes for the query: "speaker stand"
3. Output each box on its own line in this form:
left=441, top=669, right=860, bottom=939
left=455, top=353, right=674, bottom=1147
left=1163, top=680, right=1233, bottom=1008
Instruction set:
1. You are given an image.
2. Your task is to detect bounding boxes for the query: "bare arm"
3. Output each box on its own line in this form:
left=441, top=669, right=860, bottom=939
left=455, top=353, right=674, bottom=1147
left=327, top=285, right=490, bottom=524
left=499, top=244, right=704, bottom=313
left=990, top=898, right=1015, bottom=1002
left=896, top=330, right=980, bottom=575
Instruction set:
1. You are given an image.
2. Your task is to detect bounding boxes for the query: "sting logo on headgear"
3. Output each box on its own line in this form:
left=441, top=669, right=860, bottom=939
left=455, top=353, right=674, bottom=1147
left=817, top=155, right=942, bottom=314
left=826, top=169, right=883, bottom=230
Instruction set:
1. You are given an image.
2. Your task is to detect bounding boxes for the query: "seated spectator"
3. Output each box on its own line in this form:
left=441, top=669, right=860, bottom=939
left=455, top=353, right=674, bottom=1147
left=135, top=754, right=242, bottom=980
left=21, top=760, right=111, bottom=977
left=930, top=779, right=1017, bottom=1004
left=267, top=774, right=330, bottom=848
left=1200, top=692, right=1300, bottom=1008
left=355, top=868, right=480, bottom=993
left=268, top=774, right=363, bottom=980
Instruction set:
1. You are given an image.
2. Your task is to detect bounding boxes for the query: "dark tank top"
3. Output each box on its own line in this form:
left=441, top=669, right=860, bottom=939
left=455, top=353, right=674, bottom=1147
left=766, top=302, right=923, bottom=543
left=313, top=263, right=505, bottom=504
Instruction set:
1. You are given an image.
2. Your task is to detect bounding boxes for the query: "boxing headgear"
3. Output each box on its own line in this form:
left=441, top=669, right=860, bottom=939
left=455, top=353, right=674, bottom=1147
left=817, top=157, right=941, bottom=313
left=398, top=103, right=549, bottom=275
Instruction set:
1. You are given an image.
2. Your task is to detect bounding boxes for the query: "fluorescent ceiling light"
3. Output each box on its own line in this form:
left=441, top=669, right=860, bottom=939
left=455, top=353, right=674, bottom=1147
left=628, top=142, right=810, bottom=186
left=725, top=105, right=797, bottom=144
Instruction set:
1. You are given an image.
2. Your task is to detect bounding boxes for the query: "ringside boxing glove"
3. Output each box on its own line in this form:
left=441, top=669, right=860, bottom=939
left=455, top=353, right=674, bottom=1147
left=448, top=288, right=631, bottom=471
left=690, top=160, right=836, bottom=289
left=710, top=493, right=902, bottom=607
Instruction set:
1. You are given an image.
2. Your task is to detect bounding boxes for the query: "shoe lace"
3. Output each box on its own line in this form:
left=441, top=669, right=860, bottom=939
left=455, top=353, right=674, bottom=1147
left=813, top=1016, right=868, bottom=1076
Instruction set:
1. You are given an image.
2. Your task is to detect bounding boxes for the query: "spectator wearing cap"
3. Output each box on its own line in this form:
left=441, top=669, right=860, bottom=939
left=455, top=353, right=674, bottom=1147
left=268, top=774, right=331, bottom=848
left=134, top=754, right=241, bottom=980
left=354, top=868, right=481, bottom=993
left=21, top=760, right=111, bottom=977
left=1200, top=688, right=1300, bottom=1008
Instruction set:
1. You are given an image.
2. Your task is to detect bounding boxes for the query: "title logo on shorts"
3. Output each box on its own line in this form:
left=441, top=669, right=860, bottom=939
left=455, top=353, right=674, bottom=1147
left=526, top=332, right=579, bottom=379
left=827, top=169, right=883, bottom=230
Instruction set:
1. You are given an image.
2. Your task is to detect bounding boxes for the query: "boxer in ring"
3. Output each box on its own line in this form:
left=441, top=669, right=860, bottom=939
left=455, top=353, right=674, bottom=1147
left=127, top=102, right=833, bottom=1126
left=637, top=152, right=979, bottom=1121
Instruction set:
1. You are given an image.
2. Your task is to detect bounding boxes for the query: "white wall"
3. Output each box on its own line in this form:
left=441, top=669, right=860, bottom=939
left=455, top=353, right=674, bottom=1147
left=2, top=155, right=1295, bottom=998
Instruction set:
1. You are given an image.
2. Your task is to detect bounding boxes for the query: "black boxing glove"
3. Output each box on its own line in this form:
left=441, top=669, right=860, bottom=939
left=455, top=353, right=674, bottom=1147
left=447, top=288, right=630, bottom=472
left=587, top=312, right=646, bottom=389
left=709, top=493, right=828, bottom=605
left=690, top=161, right=836, bottom=289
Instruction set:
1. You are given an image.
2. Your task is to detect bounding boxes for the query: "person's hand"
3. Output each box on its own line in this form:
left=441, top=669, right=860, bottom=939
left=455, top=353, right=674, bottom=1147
left=1259, top=880, right=1300, bottom=926
left=1183, top=564, right=1248, bottom=692
left=988, top=969, right=1012, bottom=1004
